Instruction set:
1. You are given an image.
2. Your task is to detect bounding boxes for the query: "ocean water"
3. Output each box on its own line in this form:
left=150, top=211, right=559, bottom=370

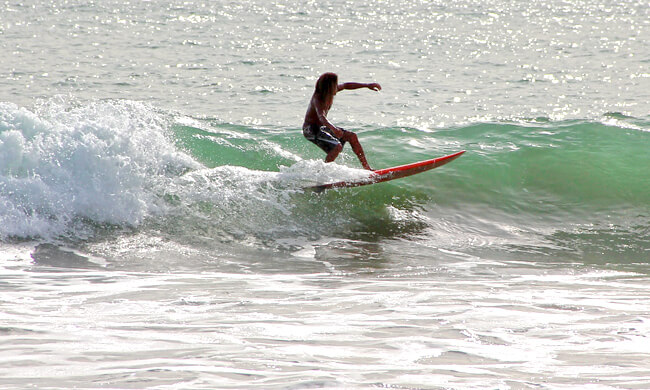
left=1, top=0, right=649, bottom=389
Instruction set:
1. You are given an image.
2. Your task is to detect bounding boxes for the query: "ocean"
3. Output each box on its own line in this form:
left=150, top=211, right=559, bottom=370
left=1, top=0, right=649, bottom=388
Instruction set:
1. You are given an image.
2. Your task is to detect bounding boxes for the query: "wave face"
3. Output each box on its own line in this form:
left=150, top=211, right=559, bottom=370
left=1, top=99, right=648, bottom=262
left=422, top=120, right=650, bottom=212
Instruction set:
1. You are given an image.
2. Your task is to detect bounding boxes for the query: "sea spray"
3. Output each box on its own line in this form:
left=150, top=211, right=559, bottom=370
left=0, top=99, right=198, bottom=239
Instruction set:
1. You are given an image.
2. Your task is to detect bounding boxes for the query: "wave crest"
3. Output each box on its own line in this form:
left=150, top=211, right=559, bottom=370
left=0, top=99, right=198, bottom=239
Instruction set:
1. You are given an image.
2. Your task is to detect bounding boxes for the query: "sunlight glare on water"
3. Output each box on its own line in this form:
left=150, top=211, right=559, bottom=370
left=0, top=0, right=649, bottom=389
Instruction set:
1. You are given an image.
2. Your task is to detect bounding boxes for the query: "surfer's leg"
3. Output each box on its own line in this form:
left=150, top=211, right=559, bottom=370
left=306, top=126, right=342, bottom=162
left=325, top=143, right=343, bottom=163
left=340, top=130, right=372, bottom=170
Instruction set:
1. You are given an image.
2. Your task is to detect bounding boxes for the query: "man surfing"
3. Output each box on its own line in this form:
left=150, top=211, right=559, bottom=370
left=303, top=72, right=381, bottom=170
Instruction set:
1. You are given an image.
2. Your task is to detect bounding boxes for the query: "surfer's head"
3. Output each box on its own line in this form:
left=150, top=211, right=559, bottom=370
left=315, top=72, right=338, bottom=103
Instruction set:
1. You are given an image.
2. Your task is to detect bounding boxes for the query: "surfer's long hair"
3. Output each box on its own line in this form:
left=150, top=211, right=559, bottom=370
left=315, top=72, right=338, bottom=106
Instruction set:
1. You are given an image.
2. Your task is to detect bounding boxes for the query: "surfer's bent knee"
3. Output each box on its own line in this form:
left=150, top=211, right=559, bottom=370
left=341, top=129, right=358, bottom=143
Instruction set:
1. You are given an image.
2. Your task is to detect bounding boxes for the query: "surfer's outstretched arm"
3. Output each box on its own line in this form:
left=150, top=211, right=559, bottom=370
left=338, top=82, right=382, bottom=92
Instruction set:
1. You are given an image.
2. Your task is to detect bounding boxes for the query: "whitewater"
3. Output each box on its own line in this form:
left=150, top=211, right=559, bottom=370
left=1, top=0, right=649, bottom=389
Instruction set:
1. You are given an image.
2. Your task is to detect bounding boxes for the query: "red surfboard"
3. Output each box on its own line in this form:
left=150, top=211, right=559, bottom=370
left=308, top=150, right=465, bottom=192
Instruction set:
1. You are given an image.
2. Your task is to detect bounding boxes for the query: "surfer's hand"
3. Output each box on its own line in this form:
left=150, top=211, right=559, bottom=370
left=368, top=83, right=381, bottom=91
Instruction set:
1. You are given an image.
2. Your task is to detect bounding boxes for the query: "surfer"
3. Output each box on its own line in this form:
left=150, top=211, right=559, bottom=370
left=303, top=72, right=381, bottom=170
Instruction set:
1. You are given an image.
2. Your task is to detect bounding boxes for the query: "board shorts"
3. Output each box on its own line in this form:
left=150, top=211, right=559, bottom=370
left=302, top=124, right=347, bottom=154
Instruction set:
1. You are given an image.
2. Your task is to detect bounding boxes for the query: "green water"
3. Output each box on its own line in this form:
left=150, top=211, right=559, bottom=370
left=174, top=118, right=649, bottom=210
left=158, top=116, right=650, bottom=269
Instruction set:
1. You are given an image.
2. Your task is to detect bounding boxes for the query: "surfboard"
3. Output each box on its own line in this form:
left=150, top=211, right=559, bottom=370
left=308, top=150, right=466, bottom=192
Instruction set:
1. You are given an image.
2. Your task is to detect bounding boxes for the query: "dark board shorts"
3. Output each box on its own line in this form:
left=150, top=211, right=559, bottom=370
left=303, top=124, right=347, bottom=154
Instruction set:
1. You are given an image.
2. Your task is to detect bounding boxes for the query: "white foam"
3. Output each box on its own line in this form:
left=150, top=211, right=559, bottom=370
left=277, top=159, right=371, bottom=186
left=0, top=99, right=199, bottom=239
